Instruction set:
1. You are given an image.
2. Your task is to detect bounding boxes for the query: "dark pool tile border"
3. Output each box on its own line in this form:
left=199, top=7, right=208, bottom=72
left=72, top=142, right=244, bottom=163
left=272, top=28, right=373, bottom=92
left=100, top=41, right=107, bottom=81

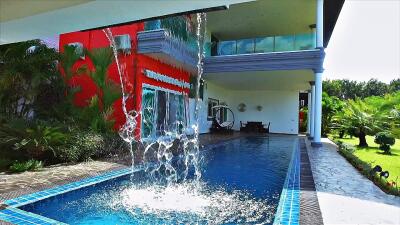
left=0, top=167, right=135, bottom=225
left=299, top=139, right=323, bottom=225
left=273, top=138, right=300, bottom=225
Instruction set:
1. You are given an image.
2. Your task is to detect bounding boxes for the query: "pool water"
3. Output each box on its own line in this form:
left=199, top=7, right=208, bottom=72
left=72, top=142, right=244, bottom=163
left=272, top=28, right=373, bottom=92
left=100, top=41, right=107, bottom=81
left=20, top=136, right=298, bottom=224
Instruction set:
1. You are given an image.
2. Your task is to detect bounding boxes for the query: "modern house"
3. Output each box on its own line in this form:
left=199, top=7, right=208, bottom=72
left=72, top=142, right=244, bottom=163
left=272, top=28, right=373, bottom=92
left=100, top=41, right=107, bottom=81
left=198, top=0, right=344, bottom=148
left=57, top=0, right=344, bottom=145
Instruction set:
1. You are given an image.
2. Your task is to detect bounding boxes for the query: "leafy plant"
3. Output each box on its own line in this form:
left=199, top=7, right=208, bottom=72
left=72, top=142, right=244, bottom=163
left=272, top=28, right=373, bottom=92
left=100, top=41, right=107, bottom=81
left=59, top=46, right=121, bottom=133
left=0, top=119, right=68, bottom=159
left=0, top=40, right=60, bottom=119
left=334, top=139, right=399, bottom=196
left=332, top=95, right=399, bottom=147
left=54, top=130, right=104, bottom=162
left=9, top=159, right=43, bottom=173
left=322, top=92, right=343, bottom=137
left=374, top=132, right=396, bottom=154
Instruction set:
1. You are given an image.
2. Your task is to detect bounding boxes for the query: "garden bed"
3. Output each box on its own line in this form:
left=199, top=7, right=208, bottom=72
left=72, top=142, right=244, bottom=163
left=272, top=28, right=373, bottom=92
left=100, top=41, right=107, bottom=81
left=330, top=135, right=400, bottom=196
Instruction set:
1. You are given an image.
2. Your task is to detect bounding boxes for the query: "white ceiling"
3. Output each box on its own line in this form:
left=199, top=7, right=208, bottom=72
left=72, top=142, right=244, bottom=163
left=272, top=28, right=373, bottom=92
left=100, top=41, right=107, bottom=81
left=207, top=0, right=317, bottom=40
left=0, top=0, right=254, bottom=45
left=204, top=70, right=314, bottom=91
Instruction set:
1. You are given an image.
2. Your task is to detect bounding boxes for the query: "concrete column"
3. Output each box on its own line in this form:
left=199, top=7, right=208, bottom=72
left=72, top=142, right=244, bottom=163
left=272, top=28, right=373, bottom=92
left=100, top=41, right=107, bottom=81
left=306, top=90, right=312, bottom=135
left=312, top=73, right=323, bottom=147
left=311, top=0, right=324, bottom=147
left=308, top=82, right=315, bottom=140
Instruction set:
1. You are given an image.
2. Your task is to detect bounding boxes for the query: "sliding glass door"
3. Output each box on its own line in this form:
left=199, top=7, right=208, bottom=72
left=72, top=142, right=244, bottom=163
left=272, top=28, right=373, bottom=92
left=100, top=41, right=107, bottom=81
left=141, top=86, right=186, bottom=139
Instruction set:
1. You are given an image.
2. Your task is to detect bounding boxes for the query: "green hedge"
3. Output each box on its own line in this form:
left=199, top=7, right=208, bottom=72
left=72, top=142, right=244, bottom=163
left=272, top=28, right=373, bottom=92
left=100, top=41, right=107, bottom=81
left=335, top=140, right=399, bottom=196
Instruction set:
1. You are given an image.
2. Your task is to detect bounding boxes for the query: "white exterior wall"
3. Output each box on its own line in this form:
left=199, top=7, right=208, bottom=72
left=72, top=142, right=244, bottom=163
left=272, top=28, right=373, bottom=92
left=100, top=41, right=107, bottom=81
left=228, top=90, right=299, bottom=134
left=190, top=81, right=299, bottom=134
left=189, top=82, right=232, bottom=134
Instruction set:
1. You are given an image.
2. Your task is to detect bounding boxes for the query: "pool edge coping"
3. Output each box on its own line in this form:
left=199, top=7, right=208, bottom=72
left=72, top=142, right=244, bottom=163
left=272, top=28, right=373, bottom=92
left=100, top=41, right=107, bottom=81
left=0, top=167, right=136, bottom=225
left=273, top=138, right=301, bottom=225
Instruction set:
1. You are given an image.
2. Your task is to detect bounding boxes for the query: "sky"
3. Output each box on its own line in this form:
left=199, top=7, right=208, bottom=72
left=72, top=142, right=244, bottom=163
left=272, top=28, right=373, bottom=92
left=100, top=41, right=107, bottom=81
left=324, top=0, right=400, bottom=83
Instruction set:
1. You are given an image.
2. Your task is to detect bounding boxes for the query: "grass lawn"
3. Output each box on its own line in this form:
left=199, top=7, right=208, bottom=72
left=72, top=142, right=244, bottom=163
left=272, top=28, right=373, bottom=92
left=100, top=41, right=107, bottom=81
left=331, top=135, right=400, bottom=183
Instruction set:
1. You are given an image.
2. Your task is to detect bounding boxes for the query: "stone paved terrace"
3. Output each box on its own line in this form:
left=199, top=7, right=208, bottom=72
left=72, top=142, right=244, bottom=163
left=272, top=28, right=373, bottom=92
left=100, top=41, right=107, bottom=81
left=306, top=138, right=400, bottom=225
left=0, top=161, right=126, bottom=202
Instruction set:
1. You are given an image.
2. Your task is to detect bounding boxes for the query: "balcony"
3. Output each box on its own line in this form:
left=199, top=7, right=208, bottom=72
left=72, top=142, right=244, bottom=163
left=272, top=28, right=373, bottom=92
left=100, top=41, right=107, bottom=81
left=213, top=33, right=316, bottom=56
left=203, top=32, right=323, bottom=74
left=137, top=16, right=199, bottom=72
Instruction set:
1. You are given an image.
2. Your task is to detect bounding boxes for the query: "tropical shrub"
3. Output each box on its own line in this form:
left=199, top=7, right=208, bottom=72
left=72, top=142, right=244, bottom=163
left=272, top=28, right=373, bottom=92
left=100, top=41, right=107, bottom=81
left=322, top=92, right=343, bottom=137
left=374, top=132, right=396, bottom=154
left=59, top=45, right=121, bottom=133
left=95, top=133, right=127, bottom=158
left=333, top=92, right=400, bottom=147
left=9, top=160, right=43, bottom=173
left=0, top=40, right=60, bottom=119
left=55, top=130, right=104, bottom=162
left=334, top=99, right=381, bottom=147
left=0, top=119, right=68, bottom=160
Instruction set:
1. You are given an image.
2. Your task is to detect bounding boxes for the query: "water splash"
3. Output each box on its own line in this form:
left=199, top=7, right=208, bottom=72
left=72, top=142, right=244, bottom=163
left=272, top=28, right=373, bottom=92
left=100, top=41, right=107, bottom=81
left=102, top=12, right=207, bottom=185
left=78, top=182, right=277, bottom=224
left=103, top=28, right=139, bottom=174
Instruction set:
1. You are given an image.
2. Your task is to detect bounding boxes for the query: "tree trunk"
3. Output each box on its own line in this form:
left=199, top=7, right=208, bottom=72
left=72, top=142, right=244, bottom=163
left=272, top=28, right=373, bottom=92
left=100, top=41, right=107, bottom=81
left=339, top=130, right=345, bottom=138
left=358, top=131, right=368, bottom=147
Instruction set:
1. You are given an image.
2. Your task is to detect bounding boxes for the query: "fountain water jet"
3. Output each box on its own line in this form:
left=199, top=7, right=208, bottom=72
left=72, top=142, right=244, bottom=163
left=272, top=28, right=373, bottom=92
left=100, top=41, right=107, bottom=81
left=102, top=12, right=207, bottom=185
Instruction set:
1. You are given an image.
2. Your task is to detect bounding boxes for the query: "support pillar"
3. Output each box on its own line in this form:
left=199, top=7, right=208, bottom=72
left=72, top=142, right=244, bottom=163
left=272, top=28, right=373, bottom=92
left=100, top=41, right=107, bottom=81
left=308, top=82, right=315, bottom=140
left=311, top=73, right=323, bottom=147
left=306, top=90, right=312, bottom=136
left=311, top=0, right=324, bottom=147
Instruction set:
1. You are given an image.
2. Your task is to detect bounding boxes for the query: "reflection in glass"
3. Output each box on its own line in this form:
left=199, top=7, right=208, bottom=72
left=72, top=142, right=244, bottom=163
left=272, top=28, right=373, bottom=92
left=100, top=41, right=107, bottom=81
left=237, top=39, right=254, bottom=54
left=294, top=33, right=316, bottom=50
left=274, top=35, right=295, bottom=52
left=141, top=87, right=186, bottom=138
left=142, top=88, right=156, bottom=138
left=255, top=37, right=274, bottom=53
left=217, top=41, right=236, bottom=55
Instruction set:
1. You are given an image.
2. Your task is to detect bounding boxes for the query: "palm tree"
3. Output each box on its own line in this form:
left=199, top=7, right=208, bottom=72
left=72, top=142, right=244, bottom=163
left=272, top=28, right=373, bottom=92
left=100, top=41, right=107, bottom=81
left=0, top=40, right=60, bottom=119
left=336, top=94, right=400, bottom=147
left=59, top=45, right=121, bottom=132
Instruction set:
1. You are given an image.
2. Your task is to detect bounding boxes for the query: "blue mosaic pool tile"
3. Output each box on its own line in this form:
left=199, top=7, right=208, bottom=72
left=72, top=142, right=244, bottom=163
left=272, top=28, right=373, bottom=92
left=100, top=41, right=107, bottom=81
left=273, top=139, right=301, bottom=225
left=3, top=167, right=133, bottom=208
left=1, top=167, right=134, bottom=224
left=0, top=207, right=67, bottom=225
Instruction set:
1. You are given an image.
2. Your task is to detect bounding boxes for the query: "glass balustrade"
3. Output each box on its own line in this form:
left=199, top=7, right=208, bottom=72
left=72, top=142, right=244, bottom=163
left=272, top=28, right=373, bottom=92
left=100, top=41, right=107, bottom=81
left=144, top=16, right=210, bottom=57
left=215, top=32, right=316, bottom=56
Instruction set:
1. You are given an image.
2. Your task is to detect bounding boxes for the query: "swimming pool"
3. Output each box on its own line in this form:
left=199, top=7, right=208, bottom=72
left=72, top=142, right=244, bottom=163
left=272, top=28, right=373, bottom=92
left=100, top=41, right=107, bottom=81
left=1, top=136, right=300, bottom=225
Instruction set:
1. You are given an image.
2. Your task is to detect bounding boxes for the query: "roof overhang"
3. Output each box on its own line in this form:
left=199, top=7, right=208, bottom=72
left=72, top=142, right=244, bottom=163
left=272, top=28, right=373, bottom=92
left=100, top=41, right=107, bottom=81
left=205, top=69, right=314, bottom=91
left=206, top=0, right=344, bottom=47
left=324, top=0, right=345, bottom=47
left=0, top=0, right=254, bottom=45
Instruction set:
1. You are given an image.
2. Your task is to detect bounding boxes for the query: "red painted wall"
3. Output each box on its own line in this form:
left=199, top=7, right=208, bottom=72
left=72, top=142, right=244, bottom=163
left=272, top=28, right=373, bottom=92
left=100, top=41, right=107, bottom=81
left=59, top=22, right=190, bottom=135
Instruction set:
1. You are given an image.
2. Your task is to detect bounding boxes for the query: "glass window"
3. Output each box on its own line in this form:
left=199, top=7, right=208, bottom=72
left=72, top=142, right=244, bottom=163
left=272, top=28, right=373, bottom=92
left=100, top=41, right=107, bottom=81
left=168, top=93, right=178, bottom=132
left=144, top=20, right=161, bottom=31
left=236, top=39, right=254, bottom=54
left=141, top=88, right=156, bottom=138
left=294, top=33, right=316, bottom=50
left=217, top=41, right=236, bottom=55
left=274, top=35, right=295, bottom=52
left=177, top=94, right=186, bottom=134
left=255, top=37, right=274, bottom=53
left=141, top=87, right=186, bottom=138
left=156, top=90, right=167, bottom=136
